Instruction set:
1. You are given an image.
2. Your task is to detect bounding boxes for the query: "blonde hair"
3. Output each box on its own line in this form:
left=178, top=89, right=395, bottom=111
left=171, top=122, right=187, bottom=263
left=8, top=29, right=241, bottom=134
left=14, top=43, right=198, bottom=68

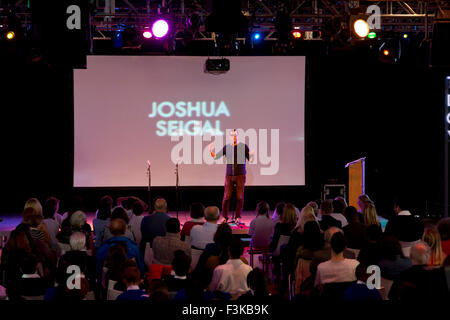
left=306, top=201, right=319, bottom=216
left=363, top=203, right=379, bottom=226
left=296, top=206, right=316, bottom=231
left=70, top=211, right=87, bottom=229
left=282, top=204, right=298, bottom=227
left=24, top=198, right=43, bottom=217
left=422, top=228, right=446, bottom=266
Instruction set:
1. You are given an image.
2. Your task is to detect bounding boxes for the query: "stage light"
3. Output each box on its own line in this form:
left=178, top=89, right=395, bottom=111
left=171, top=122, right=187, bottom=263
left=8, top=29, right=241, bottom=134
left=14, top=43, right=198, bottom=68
left=403, top=33, right=408, bottom=39
left=292, top=31, right=302, bottom=39
left=353, top=19, right=369, bottom=38
left=368, top=32, right=377, bottom=39
left=6, top=31, right=15, bottom=40
left=383, top=49, right=390, bottom=56
left=143, top=31, right=152, bottom=39
left=379, top=40, right=401, bottom=63
left=253, top=33, right=261, bottom=40
left=152, top=19, right=169, bottom=38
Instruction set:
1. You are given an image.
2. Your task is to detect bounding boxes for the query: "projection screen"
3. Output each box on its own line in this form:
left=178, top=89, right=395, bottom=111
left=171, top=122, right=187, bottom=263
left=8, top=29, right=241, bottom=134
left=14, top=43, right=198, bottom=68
left=74, top=56, right=305, bottom=187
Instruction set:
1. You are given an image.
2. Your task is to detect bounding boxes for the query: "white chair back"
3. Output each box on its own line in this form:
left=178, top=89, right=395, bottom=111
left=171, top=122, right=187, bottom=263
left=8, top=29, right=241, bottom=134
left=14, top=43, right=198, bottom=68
left=272, top=235, right=290, bottom=257
left=144, top=242, right=153, bottom=268
left=190, top=248, right=203, bottom=270
left=107, top=280, right=123, bottom=300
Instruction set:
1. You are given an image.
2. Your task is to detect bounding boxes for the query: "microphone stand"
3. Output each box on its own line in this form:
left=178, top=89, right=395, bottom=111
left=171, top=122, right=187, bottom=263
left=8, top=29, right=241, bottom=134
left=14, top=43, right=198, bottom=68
left=147, top=161, right=152, bottom=213
left=175, top=162, right=179, bottom=220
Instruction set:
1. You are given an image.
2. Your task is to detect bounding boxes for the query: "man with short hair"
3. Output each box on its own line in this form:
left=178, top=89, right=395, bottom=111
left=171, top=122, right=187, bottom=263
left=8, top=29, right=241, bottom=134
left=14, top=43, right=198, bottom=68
left=190, top=206, right=220, bottom=250
left=389, top=241, right=450, bottom=300
left=319, top=200, right=342, bottom=231
left=384, top=197, right=424, bottom=242
left=152, top=218, right=191, bottom=265
left=315, top=232, right=359, bottom=287
left=140, top=198, right=171, bottom=249
left=96, top=218, right=145, bottom=278
left=210, top=238, right=253, bottom=299
left=116, top=266, right=148, bottom=301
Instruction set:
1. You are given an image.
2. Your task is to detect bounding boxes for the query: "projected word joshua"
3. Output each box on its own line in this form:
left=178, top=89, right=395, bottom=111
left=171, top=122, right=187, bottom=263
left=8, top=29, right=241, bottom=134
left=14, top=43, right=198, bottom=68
left=148, top=101, right=230, bottom=136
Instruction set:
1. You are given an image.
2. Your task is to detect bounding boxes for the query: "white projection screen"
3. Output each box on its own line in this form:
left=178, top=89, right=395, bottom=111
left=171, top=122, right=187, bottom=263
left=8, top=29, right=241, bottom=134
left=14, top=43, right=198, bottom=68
left=74, top=56, right=305, bottom=187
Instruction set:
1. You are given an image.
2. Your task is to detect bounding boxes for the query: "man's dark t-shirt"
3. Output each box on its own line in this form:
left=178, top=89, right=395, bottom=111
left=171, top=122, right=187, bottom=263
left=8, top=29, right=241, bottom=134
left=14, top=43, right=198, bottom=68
left=214, top=143, right=250, bottom=176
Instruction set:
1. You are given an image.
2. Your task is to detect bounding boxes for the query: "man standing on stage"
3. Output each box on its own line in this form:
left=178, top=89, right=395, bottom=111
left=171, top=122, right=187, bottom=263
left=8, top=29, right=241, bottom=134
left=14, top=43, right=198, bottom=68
left=209, top=129, right=253, bottom=224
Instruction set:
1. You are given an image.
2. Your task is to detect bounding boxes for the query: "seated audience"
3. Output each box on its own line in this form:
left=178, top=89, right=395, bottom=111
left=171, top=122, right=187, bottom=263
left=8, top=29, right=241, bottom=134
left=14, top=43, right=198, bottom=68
left=42, top=197, right=61, bottom=249
left=357, top=224, right=382, bottom=266
left=384, top=197, right=424, bottom=242
left=357, top=194, right=373, bottom=219
left=190, top=206, right=220, bottom=250
left=422, top=227, right=447, bottom=267
left=96, top=218, right=144, bottom=278
left=343, top=206, right=367, bottom=250
left=93, top=195, right=113, bottom=249
left=437, top=218, right=450, bottom=256
left=210, top=238, right=253, bottom=300
left=377, top=236, right=412, bottom=280
left=315, top=232, right=359, bottom=287
left=57, top=210, right=92, bottom=250
left=148, top=279, right=169, bottom=302
left=141, top=198, right=171, bottom=249
left=389, top=241, right=450, bottom=300
left=271, top=202, right=286, bottom=225
left=238, top=268, right=275, bottom=301
left=180, top=202, right=205, bottom=241
left=306, top=201, right=320, bottom=217
left=318, top=199, right=342, bottom=231
left=344, top=263, right=382, bottom=301
left=116, top=266, right=148, bottom=300
left=248, top=201, right=274, bottom=251
left=362, top=202, right=382, bottom=229
left=129, top=201, right=146, bottom=246
left=23, top=199, right=51, bottom=247
left=331, top=198, right=348, bottom=227
left=102, top=207, right=135, bottom=243
left=152, top=218, right=190, bottom=265
left=270, top=203, right=298, bottom=253
left=17, top=253, right=50, bottom=299
left=163, top=250, right=191, bottom=293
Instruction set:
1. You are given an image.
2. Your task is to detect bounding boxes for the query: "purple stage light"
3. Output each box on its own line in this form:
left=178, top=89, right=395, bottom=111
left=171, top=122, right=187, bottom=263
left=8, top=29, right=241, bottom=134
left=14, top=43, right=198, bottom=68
left=143, top=31, right=152, bottom=39
left=152, top=19, right=169, bottom=38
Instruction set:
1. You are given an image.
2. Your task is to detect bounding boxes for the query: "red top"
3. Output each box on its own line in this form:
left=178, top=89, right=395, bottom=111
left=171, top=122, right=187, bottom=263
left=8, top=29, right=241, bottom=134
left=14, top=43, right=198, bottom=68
left=180, top=221, right=204, bottom=238
left=442, top=239, right=450, bottom=256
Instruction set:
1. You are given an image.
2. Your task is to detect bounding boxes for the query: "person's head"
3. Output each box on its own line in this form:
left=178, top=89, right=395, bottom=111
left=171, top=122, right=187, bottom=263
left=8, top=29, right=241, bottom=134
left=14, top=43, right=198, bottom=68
left=296, top=205, right=316, bottom=231
left=379, top=235, right=405, bottom=260
left=148, top=279, right=169, bottom=302
left=330, top=231, right=347, bottom=255
left=97, top=195, right=113, bottom=220
left=393, top=196, right=409, bottom=214
left=166, top=218, right=181, bottom=234
left=189, top=202, right=205, bottom=220
left=70, top=211, right=87, bottom=229
left=24, top=198, right=43, bottom=217
left=366, top=224, right=382, bottom=243
left=320, top=199, right=333, bottom=216
left=6, top=224, right=32, bottom=252
left=70, top=231, right=86, bottom=251
left=247, top=268, right=269, bottom=296
left=204, top=206, right=220, bottom=223
left=154, top=198, right=168, bottom=213
left=111, top=206, right=130, bottom=224
left=363, top=202, right=380, bottom=226
left=228, top=129, right=238, bottom=145
left=122, top=266, right=142, bottom=287
left=422, top=227, right=445, bottom=265
left=355, top=263, right=370, bottom=283
left=256, top=201, right=270, bottom=218
left=22, top=207, right=43, bottom=228
left=409, top=241, right=431, bottom=265
left=172, top=250, right=191, bottom=277
left=303, top=221, right=324, bottom=251
left=228, top=238, right=244, bottom=259
left=343, top=206, right=359, bottom=223
left=357, top=194, right=372, bottom=212
left=109, top=218, right=127, bottom=237
left=132, top=201, right=144, bottom=216
left=122, top=197, right=138, bottom=210
left=213, top=223, right=233, bottom=248
left=274, top=202, right=286, bottom=218
left=43, top=197, right=59, bottom=219
left=282, top=203, right=298, bottom=227
left=306, top=201, right=319, bottom=216
left=324, top=227, right=343, bottom=244
left=332, top=197, right=347, bottom=214
left=20, top=253, right=38, bottom=275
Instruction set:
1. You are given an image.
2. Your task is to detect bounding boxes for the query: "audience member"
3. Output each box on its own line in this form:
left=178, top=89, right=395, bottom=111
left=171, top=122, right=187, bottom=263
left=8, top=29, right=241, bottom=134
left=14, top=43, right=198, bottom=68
left=357, top=224, right=383, bottom=266
left=437, top=217, right=450, bottom=256
left=116, top=266, right=148, bottom=300
left=343, top=206, right=367, bottom=250
left=210, top=238, right=253, bottom=299
left=377, top=235, right=412, bottom=280
left=318, top=200, right=341, bottom=231
left=422, top=227, right=447, bottom=267
left=42, top=197, right=61, bottom=249
left=344, top=263, right=382, bottom=301
left=152, top=218, right=190, bottom=265
left=22, top=205, right=51, bottom=247
left=384, top=197, right=424, bottom=242
left=331, top=198, right=348, bottom=227
left=129, top=201, right=146, bottom=246
left=248, top=201, right=274, bottom=251
left=163, top=250, right=191, bottom=293
left=306, top=201, right=319, bottom=217
left=362, top=202, right=381, bottom=228
left=270, top=203, right=298, bottom=253
left=93, top=195, right=113, bottom=249
left=271, top=202, right=286, bottom=225
left=102, top=207, right=135, bottom=242
left=141, top=198, right=171, bottom=249
left=190, top=206, right=220, bottom=250
left=17, top=253, right=50, bottom=299
left=238, top=268, right=273, bottom=301
left=180, top=202, right=205, bottom=241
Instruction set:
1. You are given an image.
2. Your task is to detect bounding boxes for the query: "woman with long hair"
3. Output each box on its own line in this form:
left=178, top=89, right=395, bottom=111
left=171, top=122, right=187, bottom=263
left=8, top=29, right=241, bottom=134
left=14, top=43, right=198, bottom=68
left=422, top=227, right=447, bottom=266
left=362, top=202, right=380, bottom=227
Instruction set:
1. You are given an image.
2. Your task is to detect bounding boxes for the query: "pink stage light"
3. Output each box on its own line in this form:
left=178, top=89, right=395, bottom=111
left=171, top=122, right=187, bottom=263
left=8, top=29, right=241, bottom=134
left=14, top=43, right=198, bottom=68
left=152, top=19, right=169, bottom=38
left=143, top=31, right=152, bottom=39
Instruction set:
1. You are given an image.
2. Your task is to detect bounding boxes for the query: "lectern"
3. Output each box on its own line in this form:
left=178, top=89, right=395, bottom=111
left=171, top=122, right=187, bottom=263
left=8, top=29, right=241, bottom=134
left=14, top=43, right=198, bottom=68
left=345, top=157, right=366, bottom=209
